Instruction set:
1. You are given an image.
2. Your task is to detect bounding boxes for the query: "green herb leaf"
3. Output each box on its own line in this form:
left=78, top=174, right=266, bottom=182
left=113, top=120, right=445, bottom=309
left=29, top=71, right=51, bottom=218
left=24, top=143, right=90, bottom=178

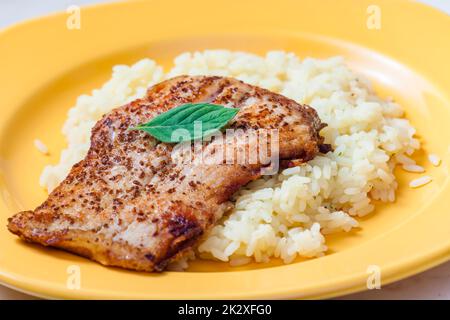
left=129, top=103, right=239, bottom=143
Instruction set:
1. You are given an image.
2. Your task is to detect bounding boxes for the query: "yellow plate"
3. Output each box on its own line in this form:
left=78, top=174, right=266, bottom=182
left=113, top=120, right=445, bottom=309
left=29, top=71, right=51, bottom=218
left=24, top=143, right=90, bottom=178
left=1, top=0, right=450, bottom=299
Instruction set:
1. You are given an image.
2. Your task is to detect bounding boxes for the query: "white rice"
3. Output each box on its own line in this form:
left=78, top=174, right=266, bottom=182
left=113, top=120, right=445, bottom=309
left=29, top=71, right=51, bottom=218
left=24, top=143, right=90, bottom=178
left=428, top=154, right=441, bottom=167
left=409, top=176, right=432, bottom=188
left=34, top=139, right=49, bottom=155
left=39, top=50, right=420, bottom=265
left=402, top=164, right=425, bottom=173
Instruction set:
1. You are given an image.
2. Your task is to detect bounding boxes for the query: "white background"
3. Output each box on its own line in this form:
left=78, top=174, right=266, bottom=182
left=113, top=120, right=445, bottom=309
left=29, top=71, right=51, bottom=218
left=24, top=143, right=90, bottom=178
left=0, top=0, right=449, bottom=300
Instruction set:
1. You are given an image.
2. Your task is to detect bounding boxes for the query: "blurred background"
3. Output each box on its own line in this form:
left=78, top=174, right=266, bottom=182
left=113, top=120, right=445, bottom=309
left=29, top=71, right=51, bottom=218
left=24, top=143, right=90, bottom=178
left=0, top=0, right=449, bottom=29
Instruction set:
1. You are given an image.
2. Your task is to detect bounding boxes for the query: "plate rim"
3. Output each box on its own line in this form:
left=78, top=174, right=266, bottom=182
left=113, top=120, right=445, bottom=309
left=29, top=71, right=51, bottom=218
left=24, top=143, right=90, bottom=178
left=1, top=0, right=450, bottom=299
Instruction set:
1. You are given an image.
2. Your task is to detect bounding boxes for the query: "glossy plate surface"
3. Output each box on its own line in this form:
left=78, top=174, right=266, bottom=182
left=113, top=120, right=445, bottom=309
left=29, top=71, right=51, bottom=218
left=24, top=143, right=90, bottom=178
left=0, top=0, right=449, bottom=299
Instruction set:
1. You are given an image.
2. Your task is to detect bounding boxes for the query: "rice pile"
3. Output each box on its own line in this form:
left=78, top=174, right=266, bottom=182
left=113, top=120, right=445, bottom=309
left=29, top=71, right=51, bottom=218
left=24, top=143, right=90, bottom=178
left=40, top=50, right=420, bottom=266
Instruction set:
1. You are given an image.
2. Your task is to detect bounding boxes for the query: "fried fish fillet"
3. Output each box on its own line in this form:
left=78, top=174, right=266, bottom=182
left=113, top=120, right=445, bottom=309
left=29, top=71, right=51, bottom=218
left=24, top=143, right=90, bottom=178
left=8, top=76, right=326, bottom=272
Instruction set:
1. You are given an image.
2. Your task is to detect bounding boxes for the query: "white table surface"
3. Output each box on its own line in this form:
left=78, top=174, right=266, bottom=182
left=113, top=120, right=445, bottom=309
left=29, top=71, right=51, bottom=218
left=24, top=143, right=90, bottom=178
left=1, top=0, right=449, bottom=300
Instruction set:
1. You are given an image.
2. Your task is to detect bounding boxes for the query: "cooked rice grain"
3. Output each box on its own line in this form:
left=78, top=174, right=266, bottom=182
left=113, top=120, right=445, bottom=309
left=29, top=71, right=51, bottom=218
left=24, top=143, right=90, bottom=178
left=409, top=176, right=432, bottom=188
left=428, top=154, right=441, bottom=167
left=402, top=164, right=425, bottom=173
left=34, top=139, right=49, bottom=155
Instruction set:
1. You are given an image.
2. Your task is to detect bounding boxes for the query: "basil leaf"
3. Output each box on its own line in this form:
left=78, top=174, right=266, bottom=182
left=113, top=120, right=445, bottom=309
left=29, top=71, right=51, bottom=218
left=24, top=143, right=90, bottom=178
left=129, top=103, right=239, bottom=143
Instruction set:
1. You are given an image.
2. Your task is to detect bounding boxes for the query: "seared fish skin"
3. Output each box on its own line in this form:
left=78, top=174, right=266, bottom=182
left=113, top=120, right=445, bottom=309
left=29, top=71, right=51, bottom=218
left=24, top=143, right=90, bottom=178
left=8, top=76, right=326, bottom=272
